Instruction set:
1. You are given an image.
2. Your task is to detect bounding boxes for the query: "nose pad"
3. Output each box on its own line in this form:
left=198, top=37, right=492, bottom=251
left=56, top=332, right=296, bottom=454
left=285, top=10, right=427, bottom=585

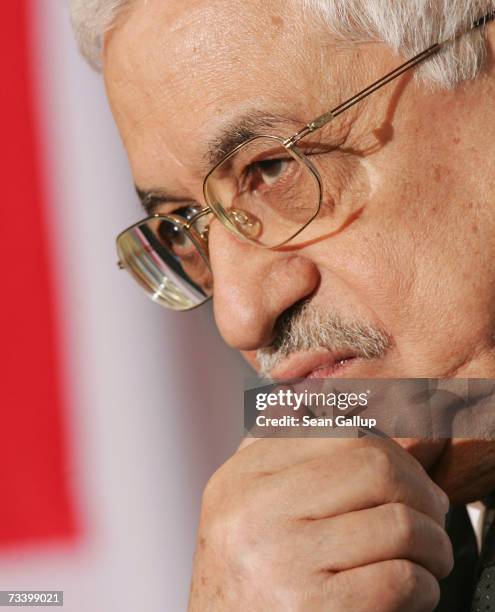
left=229, top=208, right=262, bottom=240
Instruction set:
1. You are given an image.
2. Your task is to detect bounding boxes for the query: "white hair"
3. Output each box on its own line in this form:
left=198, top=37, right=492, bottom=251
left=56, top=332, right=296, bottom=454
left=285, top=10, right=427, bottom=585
left=69, top=0, right=129, bottom=69
left=69, top=0, right=494, bottom=87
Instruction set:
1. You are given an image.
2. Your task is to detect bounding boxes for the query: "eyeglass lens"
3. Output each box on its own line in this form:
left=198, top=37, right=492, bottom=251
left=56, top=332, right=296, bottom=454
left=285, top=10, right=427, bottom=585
left=117, top=217, right=212, bottom=310
left=204, top=136, right=322, bottom=248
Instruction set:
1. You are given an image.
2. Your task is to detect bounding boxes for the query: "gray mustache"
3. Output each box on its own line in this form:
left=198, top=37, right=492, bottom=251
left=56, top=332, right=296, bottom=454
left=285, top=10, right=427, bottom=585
left=256, top=302, right=391, bottom=377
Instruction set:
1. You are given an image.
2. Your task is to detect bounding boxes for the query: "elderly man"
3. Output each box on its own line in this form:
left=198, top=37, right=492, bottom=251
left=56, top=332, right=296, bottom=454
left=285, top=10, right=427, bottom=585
left=70, top=1, right=495, bottom=609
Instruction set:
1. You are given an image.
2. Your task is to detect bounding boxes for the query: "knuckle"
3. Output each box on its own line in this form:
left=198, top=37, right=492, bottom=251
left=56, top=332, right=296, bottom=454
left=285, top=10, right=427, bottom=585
left=393, top=559, right=440, bottom=607
left=382, top=560, right=440, bottom=611
left=395, top=559, right=421, bottom=596
left=433, top=485, right=450, bottom=515
left=202, top=461, right=248, bottom=515
left=222, top=506, right=250, bottom=549
left=391, top=503, right=416, bottom=548
left=202, top=486, right=274, bottom=579
left=201, top=473, right=242, bottom=539
left=205, top=503, right=257, bottom=570
left=437, top=529, right=455, bottom=577
left=202, top=467, right=225, bottom=507
left=201, top=479, right=216, bottom=511
left=370, top=445, right=394, bottom=475
left=425, top=487, right=448, bottom=524
left=363, top=445, right=396, bottom=496
left=429, top=577, right=442, bottom=609
left=427, top=583, right=442, bottom=611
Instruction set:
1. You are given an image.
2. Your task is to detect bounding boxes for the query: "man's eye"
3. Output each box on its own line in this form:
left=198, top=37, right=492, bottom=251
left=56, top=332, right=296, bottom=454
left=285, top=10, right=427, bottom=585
left=158, top=220, right=188, bottom=248
left=257, top=159, right=289, bottom=185
left=173, top=204, right=203, bottom=221
left=245, top=158, right=291, bottom=189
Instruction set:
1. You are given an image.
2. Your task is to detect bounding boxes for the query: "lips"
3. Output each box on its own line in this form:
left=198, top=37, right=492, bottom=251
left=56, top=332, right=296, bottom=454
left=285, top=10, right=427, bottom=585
left=306, top=357, right=357, bottom=379
left=269, top=350, right=359, bottom=381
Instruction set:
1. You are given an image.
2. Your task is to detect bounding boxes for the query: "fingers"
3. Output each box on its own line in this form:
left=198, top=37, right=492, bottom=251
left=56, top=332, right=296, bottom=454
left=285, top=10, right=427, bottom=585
left=325, top=559, right=441, bottom=612
left=202, top=436, right=449, bottom=612
left=235, top=438, right=448, bottom=518
left=302, top=503, right=453, bottom=579
left=235, top=436, right=368, bottom=470
left=237, top=432, right=417, bottom=472
left=258, top=442, right=449, bottom=525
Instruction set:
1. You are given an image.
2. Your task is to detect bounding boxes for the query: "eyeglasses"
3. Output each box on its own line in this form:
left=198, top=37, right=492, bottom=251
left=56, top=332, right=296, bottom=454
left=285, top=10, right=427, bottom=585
left=116, top=12, right=494, bottom=311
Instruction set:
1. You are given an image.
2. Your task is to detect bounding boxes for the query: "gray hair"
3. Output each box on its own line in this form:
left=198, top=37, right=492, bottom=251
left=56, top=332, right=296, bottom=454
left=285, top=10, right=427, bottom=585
left=69, top=0, right=494, bottom=87
left=256, top=301, right=391, bottom=377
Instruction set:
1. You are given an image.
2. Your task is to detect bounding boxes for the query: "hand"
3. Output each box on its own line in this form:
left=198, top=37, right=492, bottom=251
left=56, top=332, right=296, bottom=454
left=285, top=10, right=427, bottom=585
left=188, top=437, right=452, bottom=611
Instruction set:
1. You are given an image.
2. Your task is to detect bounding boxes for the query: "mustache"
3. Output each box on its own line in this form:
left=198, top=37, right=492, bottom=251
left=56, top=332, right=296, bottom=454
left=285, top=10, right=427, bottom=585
left=256, top=301, right=392, bottom=377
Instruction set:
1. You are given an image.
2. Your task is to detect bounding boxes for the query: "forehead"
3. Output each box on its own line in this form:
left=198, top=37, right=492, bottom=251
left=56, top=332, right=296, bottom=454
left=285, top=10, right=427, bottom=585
left=103, top=0, right=345, bottom=195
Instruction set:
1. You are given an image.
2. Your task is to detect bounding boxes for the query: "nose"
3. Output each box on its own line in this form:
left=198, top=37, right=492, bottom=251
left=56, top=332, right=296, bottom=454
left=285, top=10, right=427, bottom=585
left=208, top=222, right=320, bottom=351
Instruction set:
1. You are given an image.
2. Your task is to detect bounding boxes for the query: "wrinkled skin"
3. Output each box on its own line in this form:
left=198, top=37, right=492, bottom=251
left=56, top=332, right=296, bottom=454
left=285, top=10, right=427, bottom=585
left=102, top=1, right=495, bottom=609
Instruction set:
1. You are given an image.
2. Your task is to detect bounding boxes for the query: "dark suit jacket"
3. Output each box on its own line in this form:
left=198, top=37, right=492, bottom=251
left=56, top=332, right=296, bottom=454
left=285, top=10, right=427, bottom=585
left=436, top=505, right=479, bottom=611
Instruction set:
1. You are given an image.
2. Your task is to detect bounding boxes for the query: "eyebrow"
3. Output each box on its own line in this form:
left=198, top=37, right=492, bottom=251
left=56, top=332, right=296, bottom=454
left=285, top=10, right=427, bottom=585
left=204, top=110, right=293, bottom=169
left=135, top=187, right=194, bottom=216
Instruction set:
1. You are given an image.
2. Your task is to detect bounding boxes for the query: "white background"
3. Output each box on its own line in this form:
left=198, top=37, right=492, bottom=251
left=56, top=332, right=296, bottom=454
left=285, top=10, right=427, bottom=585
left=0, top=2, right=251, bottom=610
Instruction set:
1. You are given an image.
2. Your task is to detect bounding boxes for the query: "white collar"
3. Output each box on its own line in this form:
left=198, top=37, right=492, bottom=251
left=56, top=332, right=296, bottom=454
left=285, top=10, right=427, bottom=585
left=467, top=501, right=486, bottom=552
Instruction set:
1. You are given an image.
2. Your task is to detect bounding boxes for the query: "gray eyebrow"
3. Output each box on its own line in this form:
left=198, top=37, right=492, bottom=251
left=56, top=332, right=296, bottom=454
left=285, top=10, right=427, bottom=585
left=204, top=111, right=293, bottom=170
left=135, top=111, right=296, bottom=214
left=135, top=187, right=194, bottom=216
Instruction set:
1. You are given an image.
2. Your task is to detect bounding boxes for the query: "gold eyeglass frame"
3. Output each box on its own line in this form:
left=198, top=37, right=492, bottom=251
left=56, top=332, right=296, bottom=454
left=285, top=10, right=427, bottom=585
left=117, top=11, right=494, bottom=309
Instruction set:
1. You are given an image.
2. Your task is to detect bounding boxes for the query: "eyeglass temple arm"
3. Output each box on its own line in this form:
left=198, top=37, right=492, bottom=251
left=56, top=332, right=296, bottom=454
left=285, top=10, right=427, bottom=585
left=286, top=11, right=495, bottom=146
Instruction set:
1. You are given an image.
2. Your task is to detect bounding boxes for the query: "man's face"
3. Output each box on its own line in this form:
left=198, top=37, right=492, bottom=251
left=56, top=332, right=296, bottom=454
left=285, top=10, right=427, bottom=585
left=103, top=0, right=495, bottom=498
left=104, top=0, right=495, bottom=380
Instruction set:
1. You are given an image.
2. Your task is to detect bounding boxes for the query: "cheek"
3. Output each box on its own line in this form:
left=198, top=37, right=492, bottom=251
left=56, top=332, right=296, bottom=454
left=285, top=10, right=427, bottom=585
left=375, top=181, right=493, bottom=358
left=356, top=139, right=492, bottom=323
left=309, top=227, right=419, bottom=334
left=307, top=204, right=492, bottom=374
left=360, top=100, right=495, bottom=341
